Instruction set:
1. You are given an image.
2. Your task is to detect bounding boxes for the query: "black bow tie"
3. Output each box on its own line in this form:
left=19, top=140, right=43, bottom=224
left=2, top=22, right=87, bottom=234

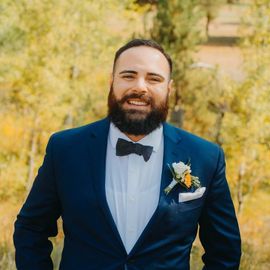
left=116, top=138, right=153, bottom=162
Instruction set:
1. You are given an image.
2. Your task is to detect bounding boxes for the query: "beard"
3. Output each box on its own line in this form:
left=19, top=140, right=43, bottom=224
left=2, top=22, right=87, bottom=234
left=107, top=86, right=169, bottom=136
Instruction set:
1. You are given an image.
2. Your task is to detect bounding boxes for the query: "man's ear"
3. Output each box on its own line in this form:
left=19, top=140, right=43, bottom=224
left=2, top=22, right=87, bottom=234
left=168, top=79, right=174, bottom=96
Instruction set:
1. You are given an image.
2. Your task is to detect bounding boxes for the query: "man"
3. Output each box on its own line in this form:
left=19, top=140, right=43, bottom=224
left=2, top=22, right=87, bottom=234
left=14, top=39, right=241, bottom=269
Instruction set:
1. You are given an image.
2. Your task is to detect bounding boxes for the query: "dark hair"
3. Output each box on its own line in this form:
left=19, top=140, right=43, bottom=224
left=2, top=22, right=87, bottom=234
left=113, top=39, right=173, bottom=75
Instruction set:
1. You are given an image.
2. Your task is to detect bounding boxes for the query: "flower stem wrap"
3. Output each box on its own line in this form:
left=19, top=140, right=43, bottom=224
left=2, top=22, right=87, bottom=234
left=164, top=179, right=178, bottom=195
left=164, top=161, right=201, bottom=195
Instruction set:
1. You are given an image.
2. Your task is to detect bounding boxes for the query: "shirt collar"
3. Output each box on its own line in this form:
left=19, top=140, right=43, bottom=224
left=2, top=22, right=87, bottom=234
left=109, top=122, right=163, bottom=153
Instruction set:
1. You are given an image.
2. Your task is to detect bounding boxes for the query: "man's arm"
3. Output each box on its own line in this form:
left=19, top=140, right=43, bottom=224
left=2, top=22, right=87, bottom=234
left=14, top=135, right=61, bottom=270
left=199, top=148, right=241, bottom=270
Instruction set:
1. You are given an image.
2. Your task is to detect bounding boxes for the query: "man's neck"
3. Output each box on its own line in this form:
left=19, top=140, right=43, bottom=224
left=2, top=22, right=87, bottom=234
left=125, top=133, right=146, bottom=142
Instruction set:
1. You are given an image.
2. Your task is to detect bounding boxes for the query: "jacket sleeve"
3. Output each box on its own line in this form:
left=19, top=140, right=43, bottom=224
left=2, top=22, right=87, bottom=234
left=199, top=147, right=241, bottom=270
left=13, top=135, right=61, bottom=270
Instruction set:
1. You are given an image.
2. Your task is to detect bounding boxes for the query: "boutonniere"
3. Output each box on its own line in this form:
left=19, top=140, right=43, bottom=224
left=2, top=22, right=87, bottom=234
left=164, top=160, right=201, bottom=195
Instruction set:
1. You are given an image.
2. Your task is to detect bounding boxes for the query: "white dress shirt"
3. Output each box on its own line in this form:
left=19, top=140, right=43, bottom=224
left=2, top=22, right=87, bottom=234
left=105, top=123, right=164, bottom=254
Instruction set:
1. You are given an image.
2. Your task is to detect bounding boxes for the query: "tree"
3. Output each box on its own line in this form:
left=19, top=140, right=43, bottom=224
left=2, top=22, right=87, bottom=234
left=221, top=0, right=270, bottom=212
left=199, top=0, right=226, bottom=38
left=150, top=0, right=204, bottom=126
left=0, top=0, right=145, bottom=201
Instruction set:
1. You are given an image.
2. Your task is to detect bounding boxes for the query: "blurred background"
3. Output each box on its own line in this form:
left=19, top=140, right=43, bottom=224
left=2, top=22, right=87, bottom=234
left=0, top=0, right=269, bottom=269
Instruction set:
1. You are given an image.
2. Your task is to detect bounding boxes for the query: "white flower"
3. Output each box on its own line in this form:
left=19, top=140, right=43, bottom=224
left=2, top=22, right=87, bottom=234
left=164, top=160, right=200, bottom=195
left=172, top=161, right=191, bottom=178
left=164, top=161, right=201, bottom=195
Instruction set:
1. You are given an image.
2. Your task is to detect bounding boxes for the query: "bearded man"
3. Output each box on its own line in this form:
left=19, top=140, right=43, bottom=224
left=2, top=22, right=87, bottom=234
left=14, top=39, right=241, bottom=270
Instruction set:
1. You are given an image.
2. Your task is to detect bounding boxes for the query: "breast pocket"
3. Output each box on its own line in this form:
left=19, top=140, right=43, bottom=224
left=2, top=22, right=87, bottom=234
left=177, top=195, right=205, bottom=212
left=164, top=195, right=204, bottom=233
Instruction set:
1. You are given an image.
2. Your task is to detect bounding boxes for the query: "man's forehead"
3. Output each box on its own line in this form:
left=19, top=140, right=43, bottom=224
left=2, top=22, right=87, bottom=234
left=114, top=46, right=170, bottom=75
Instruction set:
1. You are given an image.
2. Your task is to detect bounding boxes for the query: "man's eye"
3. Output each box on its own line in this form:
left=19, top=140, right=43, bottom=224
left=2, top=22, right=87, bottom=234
left=149, top=77, right=161, bottom=82
left=122, top=75, right=134, bottom=79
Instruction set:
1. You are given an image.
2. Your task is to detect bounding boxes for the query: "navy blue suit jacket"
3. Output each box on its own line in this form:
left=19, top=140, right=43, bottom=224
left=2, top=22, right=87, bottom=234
left=14, top=118, right=241, bottom=269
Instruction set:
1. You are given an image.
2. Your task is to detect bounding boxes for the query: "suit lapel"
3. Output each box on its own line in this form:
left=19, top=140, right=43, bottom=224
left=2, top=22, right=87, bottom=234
left=85, top=118, right=127, bottom=254
left=129, top=122, right=189, bottom=256
left=159, top=123, right=191, bottom=205
left=85, top=119, right=190, bottom=256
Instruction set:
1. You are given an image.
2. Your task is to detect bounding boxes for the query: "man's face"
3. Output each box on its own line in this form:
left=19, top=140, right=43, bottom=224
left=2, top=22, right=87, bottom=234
left=108, top=46, right=172, bottom=135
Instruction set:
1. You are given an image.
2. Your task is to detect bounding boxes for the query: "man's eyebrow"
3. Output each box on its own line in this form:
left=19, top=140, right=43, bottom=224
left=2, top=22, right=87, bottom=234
left=119, top=70, right=165, bottom=80
left=148, top=72, right=165, bottom=79
left=119, top=70, right=137, bottom=75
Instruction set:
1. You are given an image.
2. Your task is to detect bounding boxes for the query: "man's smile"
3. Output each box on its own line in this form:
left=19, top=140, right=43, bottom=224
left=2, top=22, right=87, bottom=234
left=124, top=98, right=150, bottom=110
left=127, top=99, right=149, bottom=106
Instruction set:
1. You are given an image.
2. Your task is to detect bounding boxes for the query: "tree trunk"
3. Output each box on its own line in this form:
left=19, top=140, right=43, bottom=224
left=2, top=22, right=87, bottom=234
left=206, top=13, right=211, bottom=39
left=237, top=162, right=245, bottom=214
left=26, top=117, right=39, bottom=191
left=214, top=111, right=225, bottom=146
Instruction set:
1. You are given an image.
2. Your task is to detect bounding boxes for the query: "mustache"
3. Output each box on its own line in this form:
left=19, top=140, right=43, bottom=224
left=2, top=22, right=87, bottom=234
left=119, top=93, right=152, bottom=105
left=107, top=87, right=169, bottom=135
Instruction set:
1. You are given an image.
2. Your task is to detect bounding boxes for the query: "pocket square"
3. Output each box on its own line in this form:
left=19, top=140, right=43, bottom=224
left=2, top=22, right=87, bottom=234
left=178, top=187, right=206, bottom=203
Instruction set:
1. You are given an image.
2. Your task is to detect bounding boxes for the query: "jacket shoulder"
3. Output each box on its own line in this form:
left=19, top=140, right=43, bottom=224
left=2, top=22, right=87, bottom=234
left=165, top=122, right=220, bottom=151
left=164, top=122, right=223, bottom=169
left=49, top=118, right=109, bottom=146
left=180, top=128, right=219, bottom=151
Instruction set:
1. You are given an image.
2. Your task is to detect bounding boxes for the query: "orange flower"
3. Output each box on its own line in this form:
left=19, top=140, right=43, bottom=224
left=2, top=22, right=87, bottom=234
left=184, top=173, right=192, bottom=188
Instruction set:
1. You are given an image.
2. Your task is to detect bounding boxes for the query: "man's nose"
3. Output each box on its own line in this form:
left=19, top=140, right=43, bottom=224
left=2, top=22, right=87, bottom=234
left=134, top=78, right=148, bottom=92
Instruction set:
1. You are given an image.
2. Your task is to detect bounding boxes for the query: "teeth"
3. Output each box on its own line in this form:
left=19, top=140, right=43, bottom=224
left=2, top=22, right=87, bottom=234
left=128, top=100, right=147, bottom=106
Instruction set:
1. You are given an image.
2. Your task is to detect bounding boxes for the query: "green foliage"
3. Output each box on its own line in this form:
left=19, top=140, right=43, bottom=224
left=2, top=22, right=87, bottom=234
left=221, top=0, right=270, bottom=200
left=151, top=0, right=205, bottom=107
left=0, top=0, right=145, bottom=201
left=0, top=244, right=15, bottom=270
left=200, top=0, right=227, bottom=36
